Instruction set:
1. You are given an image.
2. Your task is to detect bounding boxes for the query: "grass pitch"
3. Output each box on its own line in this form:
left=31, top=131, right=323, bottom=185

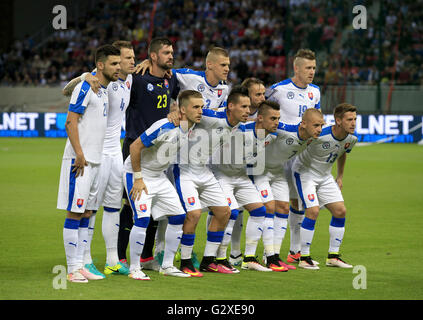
left=0, top=138, right=422, bottom=301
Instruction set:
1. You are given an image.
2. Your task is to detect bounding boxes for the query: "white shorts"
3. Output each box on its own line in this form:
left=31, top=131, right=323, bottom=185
left=57, top=159, right=100, bottom=213
left=171, top=165, right=228, bottom=212
left=292, top=170, right=344, bottom=210
left=95, top=153, right=124, bottom=210
left=123, top=170, right=185, bottom=221
left=214, top=171, right=263, bottom=209
left=254, top=163, right=300, bottom=203
left=283, top=157, right=299, bottom=200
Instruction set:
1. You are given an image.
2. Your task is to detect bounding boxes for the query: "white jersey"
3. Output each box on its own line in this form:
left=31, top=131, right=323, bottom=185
left=174, top=68, right=229, bottom=109
left=264, top=122, right=310, bottom=170
left=102, top=74, right=133, bottom=155
left=266, top=78, right=321, bottom=124
left=293, top=125, right=357, bottom=177
left=212, top=121, right=277, bottom=176
left=124, top=118, right=193, bottom=176
left=181, top=108, right=241, bottom=170
left=63, top=81, right=109, bottom=164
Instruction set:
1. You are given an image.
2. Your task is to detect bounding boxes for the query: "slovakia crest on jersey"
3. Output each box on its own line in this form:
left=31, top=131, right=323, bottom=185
left=140, top=204, right=147, bottom=212
left=308, top=92, right=313, bottom=100
left=261, top=190, right=268, bottom=198
left=164, top=79, right=169, bottom=88
left=308, top=194, right=315, bottom=202
left=126, top=81, right=130, bottom=89
left=188, top=197, right=195, bottom=206
left=227, top=198, right=232, bottom=206
left=217, top=89, right=223, bottom=97
left=197, top=84, right=205, bottom=92
left=76, top=199, right=84, bottom=208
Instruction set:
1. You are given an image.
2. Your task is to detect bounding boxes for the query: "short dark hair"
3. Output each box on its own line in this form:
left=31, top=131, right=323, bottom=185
left=178, top=90, right=203, bottom=108
left=257, top=100, right=280, bottom=116
left=112, top=40, right=133, bottom=50
left=227, top=85, right=249, bottom=105
left=148, top=37, right=173, bottom=58
left=241, top=77, right=264, bottom=91
left=333, top=103, right=357, bottom=119
left=95, top=44, right=120, bottom=64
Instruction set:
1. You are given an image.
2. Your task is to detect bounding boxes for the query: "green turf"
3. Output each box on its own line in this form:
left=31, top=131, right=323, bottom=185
left=0, top=138, right=422, bottom=300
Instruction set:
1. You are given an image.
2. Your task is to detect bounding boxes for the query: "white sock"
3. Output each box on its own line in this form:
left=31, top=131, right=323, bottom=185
left=162, top=223, right=183, bottom=269
left=102, top=208, right=120, bottom=266
left=288, top=208, right=304, bottom=253
left=63, top=218, right=80, bottom=274
left=328, top=217, right=346, bottom=254
left=83, top=213, right=96, bottom=265
left=203, top=231, right=224, bottom=257
left=205, top=212, right=212, bottom=233
left=154, top=219, right=167, bottom=254
left=180, top=233, right=195, bottom=260
left=76, top=218, right=90, bottom=269
left=244, top=215, right=265, bottom=257
left=216, top=219, right=236, bottom=259
left=230, top=210, right=243, bottom=257
left=129, top=225, right=146, bottom=272
left=262, top=215, right=275, bottom=257
left=273, top=213, right=288, bottom=255
left=300, top=217, right=316, bottom=256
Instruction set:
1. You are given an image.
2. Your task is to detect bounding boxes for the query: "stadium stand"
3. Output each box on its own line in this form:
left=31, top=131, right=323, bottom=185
left=0, top=0, right=422, bottom=89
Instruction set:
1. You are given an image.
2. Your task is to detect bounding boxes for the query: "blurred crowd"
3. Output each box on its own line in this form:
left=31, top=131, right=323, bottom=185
left=0, top=0, right=422, bottom=87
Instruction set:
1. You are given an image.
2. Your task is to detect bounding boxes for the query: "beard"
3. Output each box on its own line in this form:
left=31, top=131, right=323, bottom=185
left=103, top=70, right=118, bottom=82
left=157, top=59, right=173, bottom=70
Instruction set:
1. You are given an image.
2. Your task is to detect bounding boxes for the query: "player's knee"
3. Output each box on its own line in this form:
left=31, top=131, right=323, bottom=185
left=186, top=210, right=202, bottom=224
left=264, top=201, right=275, bottom=214
left=290, top=199, right=299, bottom=211
left=305, top=207, right=319, bottom=220
left=82, top=210, right=93, bottom=218
left=333, top=206, right=347, bottom=218
left=275, top=201, right=289, bottom=214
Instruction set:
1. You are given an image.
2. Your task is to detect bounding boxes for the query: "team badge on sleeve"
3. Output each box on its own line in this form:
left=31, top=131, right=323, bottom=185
left=308, top=194, right=315, bottom=202
left=261, top=190, right=268, bottom=198
left=140, top=204, right=147, bottom=212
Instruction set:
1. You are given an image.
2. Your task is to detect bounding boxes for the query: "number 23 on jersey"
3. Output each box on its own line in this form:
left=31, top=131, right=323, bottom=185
left=157, top=94, right=168, bottom=109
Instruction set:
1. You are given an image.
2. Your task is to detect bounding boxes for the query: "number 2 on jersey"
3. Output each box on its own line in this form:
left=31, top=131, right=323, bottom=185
left=157, top=94, right=168, bottom=109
